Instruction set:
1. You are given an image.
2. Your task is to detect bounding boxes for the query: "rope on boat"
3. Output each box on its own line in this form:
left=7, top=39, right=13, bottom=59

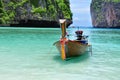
left=47, top=46, right=54, bottom=54
left=88, top=45, right=92, bottom=56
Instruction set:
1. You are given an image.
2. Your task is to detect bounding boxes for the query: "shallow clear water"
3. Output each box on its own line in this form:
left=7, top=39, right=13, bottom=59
left=0, top=27, right=119, bottom=80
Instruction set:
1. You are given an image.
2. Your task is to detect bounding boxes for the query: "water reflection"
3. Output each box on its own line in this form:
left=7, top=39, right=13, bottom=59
left=53, top=52, right=90, bottom=64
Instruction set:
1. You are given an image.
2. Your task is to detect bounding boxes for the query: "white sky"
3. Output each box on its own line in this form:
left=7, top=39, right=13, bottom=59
left=70, top=0, right=92, bottom=26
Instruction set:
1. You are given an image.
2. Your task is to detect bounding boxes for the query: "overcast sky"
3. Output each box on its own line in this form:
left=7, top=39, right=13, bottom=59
left=70, top=0, right=92, bottom=27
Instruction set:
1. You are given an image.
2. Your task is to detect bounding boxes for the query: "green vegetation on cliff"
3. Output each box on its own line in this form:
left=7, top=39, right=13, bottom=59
left=0, top=0, right=72, bottom=25
left=92, top=0, right=120, bottom=12
left=105, top=0, right=120, bottom=2
left=0, top=0, right=28, bottom=24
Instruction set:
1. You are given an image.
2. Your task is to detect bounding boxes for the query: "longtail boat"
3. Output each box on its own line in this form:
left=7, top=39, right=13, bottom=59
left=53, top=19, right=92, bottom=60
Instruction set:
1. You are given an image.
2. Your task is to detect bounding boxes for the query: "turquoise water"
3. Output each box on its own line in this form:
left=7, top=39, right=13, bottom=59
left=0, top=27, right=119, bottom=80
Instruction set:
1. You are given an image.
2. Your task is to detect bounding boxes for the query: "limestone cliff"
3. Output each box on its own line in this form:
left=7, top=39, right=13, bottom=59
left=0, top=0, right=72, bottom=27
left=90, top=0, right=120, bottom=28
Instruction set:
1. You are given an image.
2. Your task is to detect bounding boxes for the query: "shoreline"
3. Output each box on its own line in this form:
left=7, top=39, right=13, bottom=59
left=0, top=20, right=72, bottom=28
left=0, top=26, right=120, bottom=29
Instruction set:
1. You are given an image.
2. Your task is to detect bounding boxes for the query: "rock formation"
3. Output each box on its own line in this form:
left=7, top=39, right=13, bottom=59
left=0, top=0, right=72, bottom=27
left=90, top=0, right=120, bottom=28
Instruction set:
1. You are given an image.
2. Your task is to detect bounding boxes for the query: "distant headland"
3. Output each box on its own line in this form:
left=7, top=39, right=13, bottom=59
left=90, top=0, right=120, bottom=28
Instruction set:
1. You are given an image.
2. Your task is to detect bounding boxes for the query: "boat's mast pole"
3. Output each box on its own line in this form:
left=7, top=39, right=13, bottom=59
left=59, top=19, right=66, bottom=38
left=59, top=19, right=67, bottom=60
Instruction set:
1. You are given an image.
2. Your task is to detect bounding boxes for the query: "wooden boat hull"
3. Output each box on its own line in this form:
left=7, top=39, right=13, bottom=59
left=54, top=40, right=89, bottom=58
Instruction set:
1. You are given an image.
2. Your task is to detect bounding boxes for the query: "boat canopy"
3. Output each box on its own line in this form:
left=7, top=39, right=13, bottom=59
left=75, top=30, right=83, bottom=34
